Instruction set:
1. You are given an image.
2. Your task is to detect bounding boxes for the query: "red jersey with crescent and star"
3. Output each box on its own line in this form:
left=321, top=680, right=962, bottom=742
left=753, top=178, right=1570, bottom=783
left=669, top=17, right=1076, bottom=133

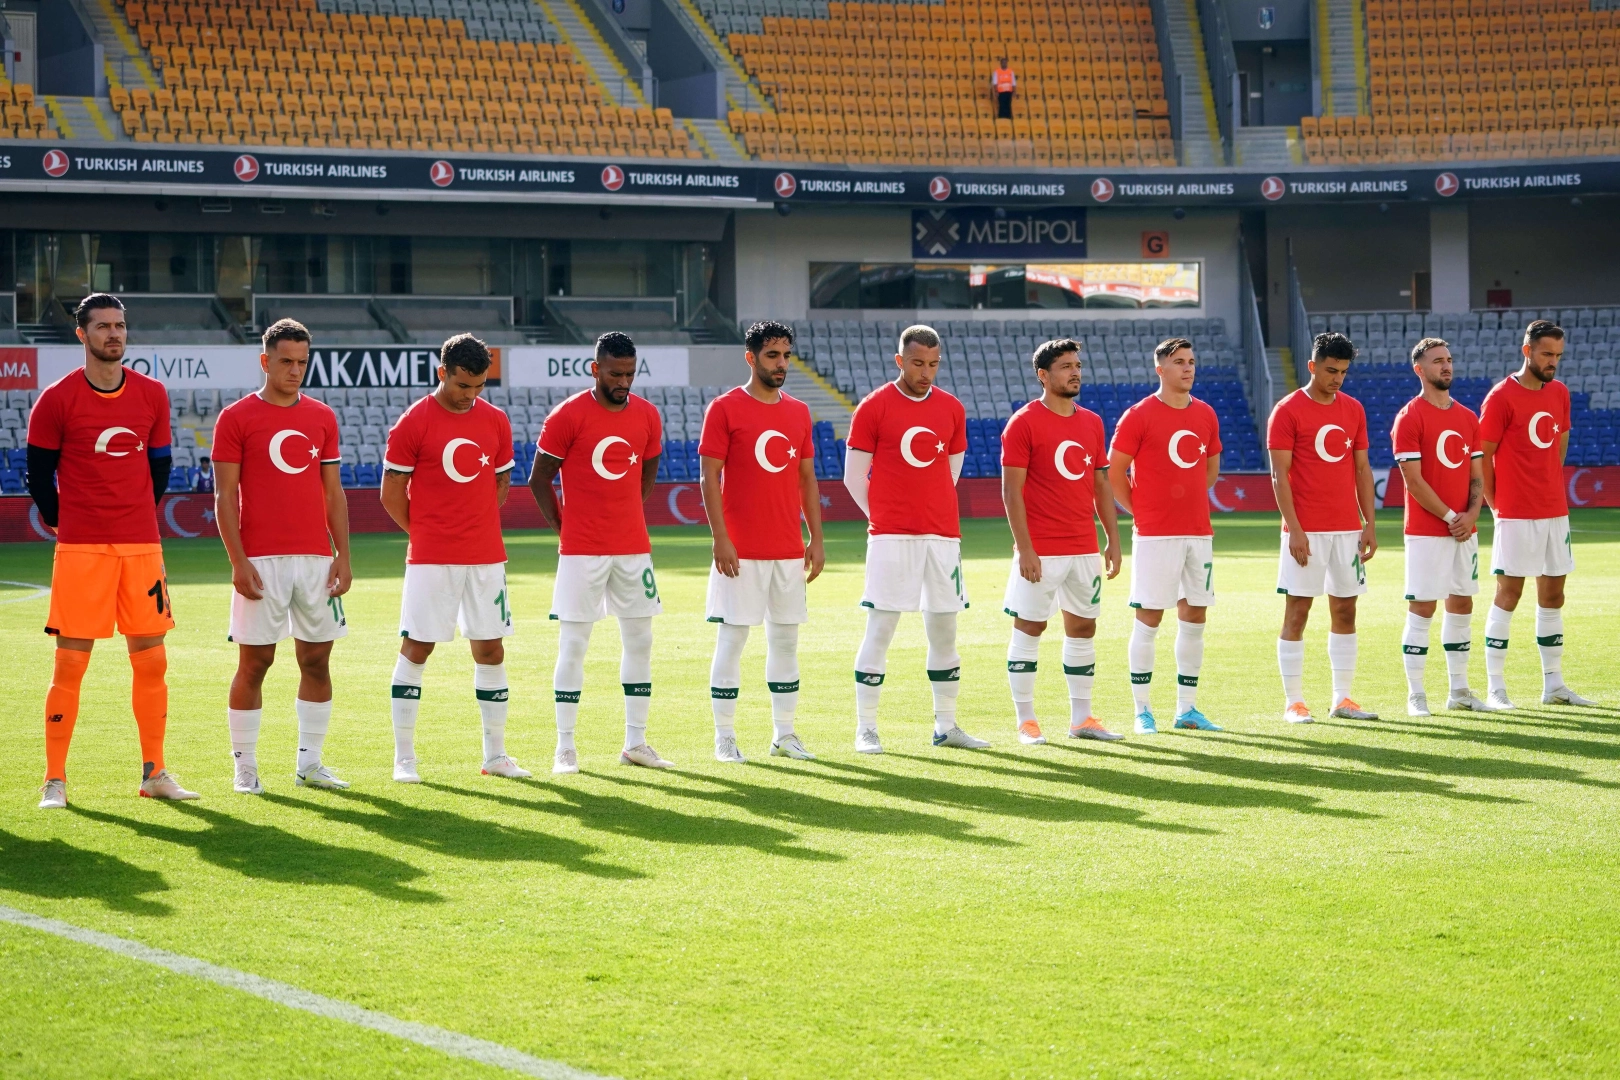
left=384, top=394, right=513, bottom=565
left=1266, top=388, right=1369, bottom=533
left=1108, top=394, right=1222, bottom=538
left=1392, top=397, right=1482, bottom=538
left=538, top=390, right=662, bottom=556
left=847, top=381, right=968, bottom=538
left=699, top=386, right=814, bottom=560
left=1479, top=375, right=1570, bottom=519
left=26, top=367, right=171, bottom=545
left=211, top=393, right=341, bottom=557
left=1000, top=399, right=1106, bottom=556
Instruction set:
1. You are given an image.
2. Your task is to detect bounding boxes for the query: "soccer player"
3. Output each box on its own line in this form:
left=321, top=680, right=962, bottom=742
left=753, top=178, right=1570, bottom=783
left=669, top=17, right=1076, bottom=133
left=1391, top=337, right=1490, bottom=716
left=844, top=323, right=987, bottom=753
left=27, top=293, right=196, bottom=808
left=381, top=334, right=526, bottom=783
left=699, top=320, right=826, bottom=763
left=1107, top=337, right=1223, bottom=734
left=530, top=332, right=671, bottom=773
left=212, top=318, right=353, bottom=795
left=1001, top=338, right=1124, bottom=744
left=1267, top=332, right=1379, bottom=724
left=1478, top=320, right=1595, bottom=709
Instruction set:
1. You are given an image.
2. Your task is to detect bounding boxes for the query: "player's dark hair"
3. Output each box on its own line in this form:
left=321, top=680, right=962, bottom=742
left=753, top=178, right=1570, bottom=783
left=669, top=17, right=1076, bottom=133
left=1411, top=336, right=1449, bottom=363
left=262, top=317, right=311, bottom=353
left=745, top=320, right=795, bottom=355
left=1153, top=336, right=1193, bottom=362
left=74, top=293, right=124, bottom=328
left=596, top=331, right=637, bottom=362
left=1525, top=320, right=1565, bottom=344
left=899, top=324, right=940, bottom=351
left=440, top=333, right=492, bottom=375
left=1033, top=338, right=1081, bottom=371
left=1312, top=331, right=1356, bottom=363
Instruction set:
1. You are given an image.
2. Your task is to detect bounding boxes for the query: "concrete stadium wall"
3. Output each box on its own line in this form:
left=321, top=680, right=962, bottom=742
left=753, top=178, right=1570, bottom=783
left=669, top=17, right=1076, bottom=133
left=1469, top=196, right=1620, bottom=310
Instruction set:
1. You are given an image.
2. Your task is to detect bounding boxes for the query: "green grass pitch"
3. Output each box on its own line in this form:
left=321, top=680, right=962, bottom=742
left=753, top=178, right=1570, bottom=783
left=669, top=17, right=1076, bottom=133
left=2, top=511, right=1619, bottom=1079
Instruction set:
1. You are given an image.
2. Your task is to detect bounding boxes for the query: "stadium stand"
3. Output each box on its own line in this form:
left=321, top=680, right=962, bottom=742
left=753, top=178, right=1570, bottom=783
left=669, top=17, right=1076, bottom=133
left=111, top=0, right=698, bottom=157
left=1305, top=0, right=1620, bottom=164
left=720, top=0, right=1176, bottom=166
left=0, top=80, right=56, bottom=140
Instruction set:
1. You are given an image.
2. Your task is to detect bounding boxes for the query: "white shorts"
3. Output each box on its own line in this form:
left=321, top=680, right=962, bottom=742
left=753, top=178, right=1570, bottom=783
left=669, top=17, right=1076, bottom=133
left=861, top=535, right=967, bottom=613
left=1276, top=530, right=1367, bottom=598
left=1128, top=534, right=1215, bottom=610
left=551, top=553, right=663, bottom=623
left=1404, top=534, right=1480, bottom=601
left=707, top=558, right=808, bottom=626
left=229, top=556, right=348, bottom=646
left=399, top=562, right=512, bottom=642
left=1002, top=553, right=1104, bottom=621
left=1490, top=515, right=1574, bottom=579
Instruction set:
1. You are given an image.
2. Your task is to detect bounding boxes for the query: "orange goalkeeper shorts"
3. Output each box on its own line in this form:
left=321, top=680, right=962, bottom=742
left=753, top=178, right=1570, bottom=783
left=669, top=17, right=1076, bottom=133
left=45, top=543, right=176, bottom=640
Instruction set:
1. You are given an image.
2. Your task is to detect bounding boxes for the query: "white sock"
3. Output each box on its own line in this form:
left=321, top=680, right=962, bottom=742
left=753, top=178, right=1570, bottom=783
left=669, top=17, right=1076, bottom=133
left=1400, top=614, right=1431, bottom=696
left=1006, top=628, right=1041, bottom=723
left=764, top=621, right=800, bottom=741
left=1277, top=637, right=1305, bottom=705
left=474, top=663, right=508, bottom=763
left=1484, top=604, right=1512, bottom=694
left=709, top=622, right=748, bottom=738
left=1063, top=635, right=1096, bottom=725
left=619, top=615, right=654, bottom=751
left=1442, top=611, right=1472, bottom=693
left=1128, top=618, right=1159, bottom=713
left=228, top=708, right=261, bottom=771
left=554, top=619, right=592, bottom=753
left=1328, top=632, right=1357, bottom=707
left=390, top=654, right=425, bottom=763
left=854, top=608, right=900, bottom=732
left=924, top=610, right=961, bottom=735
left=1175, top=620, right=1205, bottom=713
left=294, top=698, right=332, bottom=774
left=1536, top=606, right=1564, bottom=693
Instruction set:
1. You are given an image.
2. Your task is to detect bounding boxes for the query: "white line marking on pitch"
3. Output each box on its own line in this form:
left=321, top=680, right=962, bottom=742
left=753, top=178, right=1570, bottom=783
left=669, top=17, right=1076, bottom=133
left=0, top=905, right=616, bottom=1080
left=0, top=580, right=49, bottom=603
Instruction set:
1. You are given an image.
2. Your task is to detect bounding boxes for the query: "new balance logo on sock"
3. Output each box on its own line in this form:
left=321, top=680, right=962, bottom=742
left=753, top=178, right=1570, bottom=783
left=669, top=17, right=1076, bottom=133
left=474, top=688, right=508, bottom=702
left=1485, top=637, right=1508, bottom=649
left=1536, top=634, right=1564, bottom=647
left=1063, top=664, right=1096, bottom=676
left=391, top=685, right=421, bottom=699
left=622, top=683, right=653, bottom=697
left=767, top=681, right=800, bottom=693
left=1130, top=672, right=1152, bottom=684
left=1006, top=661, right=1037, bottom=673
left=710, top=686, right=740, bottom=699
left=47, top=713, right=63, bottom=723
left=855, top=671, right=885, bottom=686
left=927, top=667, right=961, bottom=682
left=1403, top=645, right=1428, bottom=655
left=1177, top=675, right=1199, bottom=686
left=1443, top=642, right=1471, bottom=652
left=554, top=690, right=581, bottom=703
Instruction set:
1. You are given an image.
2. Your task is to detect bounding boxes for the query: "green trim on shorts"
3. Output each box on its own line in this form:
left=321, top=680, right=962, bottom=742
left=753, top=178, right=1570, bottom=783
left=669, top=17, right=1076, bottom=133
left=707, top=616, right=724, bottom=623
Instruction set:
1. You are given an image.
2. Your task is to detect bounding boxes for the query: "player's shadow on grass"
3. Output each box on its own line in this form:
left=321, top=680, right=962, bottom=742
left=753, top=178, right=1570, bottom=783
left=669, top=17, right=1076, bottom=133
left=260, top=789, right=641, bottom=880
left=0, top=829, right=172, bottom=916
left=422, top=780, right=844, bottom=862
left=1365, top=715, right=1620, bottom=763
left=69, top=805, right=441, bottom=904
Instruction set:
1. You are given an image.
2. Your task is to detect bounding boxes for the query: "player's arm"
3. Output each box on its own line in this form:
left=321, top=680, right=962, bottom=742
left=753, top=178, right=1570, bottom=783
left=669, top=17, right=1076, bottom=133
left=640, top=452, right=660, bottom=502
left=527, top=452, right=564, bottom=530
left=24, top=444, right=61, bottom=533
left=700, top=454, right=739, bottom=578
left=1094, top=465, right=1122, bottom=579
left=1270, top=448, right=1310, bottom=567
left=213, top=460, right=264, bottom=600
left=1397, top=458, right=1463, bottom=539
left=1463, top=456, right=1484, bottom=534
left=149, top=445, right=172, bottom=503
left=1559, top=425, right=1569, bottom=467
left=843, top=447, right=874, bottom=517
left=1205, top=450, right=1221, bottom=488
left=798, top=454, right=825, bottom=583
left=321, top=463, right=353, bottom=596
left=1478, top=439, right=1498, bottom=508
left=1107, top=449, right=1133, bottom=516
left=495, top=468, right=511, bottom=507
left=1352, top=448, right=1378, bottom=561
left=380, top=468, right=412, bottom=533
left=1001, top=465, right=1042, bottom=583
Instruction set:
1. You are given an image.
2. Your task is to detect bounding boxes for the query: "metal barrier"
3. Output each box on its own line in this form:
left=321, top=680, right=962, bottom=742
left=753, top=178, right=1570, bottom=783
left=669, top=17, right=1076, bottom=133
left=1238, top=240, right=1274, bottom=417
left=1286, top=241, right=1312, bottom=388
left=1195, top=0, right=1241, bottom=162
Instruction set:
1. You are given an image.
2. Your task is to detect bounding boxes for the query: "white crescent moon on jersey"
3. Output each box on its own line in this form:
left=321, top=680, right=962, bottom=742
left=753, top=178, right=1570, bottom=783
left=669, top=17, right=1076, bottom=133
left=441, top=437, right=482, bottom=483
left=94, top=426, right=140, bottom=457
left=1053, top=440, right=1088, bottom=481
left=754, top=429, right=790, bottom=473
left=591, top=435, right=631, bottom=480
left=1166, top=429, right=1201, bottom=469
left=1314, top=423, right=1347, bottom=463
left=268, top=429, right=313, bottom=475
left=899, top=426, right=939, bottom=468
left=1527, top=411, right=1556, bottom=449
left=1434, top=428, right=1466, bottom=469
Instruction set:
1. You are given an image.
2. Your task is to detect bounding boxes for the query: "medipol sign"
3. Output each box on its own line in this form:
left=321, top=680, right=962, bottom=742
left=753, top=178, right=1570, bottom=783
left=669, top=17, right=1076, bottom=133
left=912, top=207, right=1087, bottom=260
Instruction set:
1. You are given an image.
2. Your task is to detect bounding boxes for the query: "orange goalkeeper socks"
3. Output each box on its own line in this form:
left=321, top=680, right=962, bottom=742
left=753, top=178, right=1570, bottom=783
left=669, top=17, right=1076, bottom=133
left=129, top=644, right=168, bottom=780
left=44, top=648, right=91, bottom=782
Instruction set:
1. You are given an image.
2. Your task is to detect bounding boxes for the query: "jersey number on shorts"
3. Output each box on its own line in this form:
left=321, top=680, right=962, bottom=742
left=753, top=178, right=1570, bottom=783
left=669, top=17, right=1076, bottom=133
left=1203, top=562, right=1213, bottom=592
left=1470, top=552, right=1479, bottom=581
left=642, top=567, right=660, bottom=600
left=1351, top=555, right=1365, bottom=586
left=494, top=588, right=510, bottom=623
left=147, top=577, right=171, bottom=615
left=951, top=562, right=963, bottom=598
left=328, top=596, right=347, bottom=626
left=1091, top=575, right=1102, bottom=606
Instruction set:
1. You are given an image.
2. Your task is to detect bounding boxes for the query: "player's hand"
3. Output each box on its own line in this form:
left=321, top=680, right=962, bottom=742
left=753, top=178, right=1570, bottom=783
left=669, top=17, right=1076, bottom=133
left=804, top=538, right=826, bottom=584
left=1104, top=539, right=1122, bottom=580
left=1360, top=523, right=1379, bottom=562
left=1019, top=547, right=1042, bottom=583
left=713, top=536, right=741, bottom=578
left=232, top=559, right=264, bottom=601
left=1450, top=512, right=1475, bottom=541
left=1289, top=530, right=1312, bottom=568
left=328, top=556, right=353, bottom=598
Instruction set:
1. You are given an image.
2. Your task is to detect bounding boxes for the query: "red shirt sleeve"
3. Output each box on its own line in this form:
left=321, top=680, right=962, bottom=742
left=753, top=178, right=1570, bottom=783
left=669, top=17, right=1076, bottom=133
left=1559, top=382, right=1572, bottom=432
left=25, top=388, right=61, bottom=450
left=322, top=408, right=342, bottom=463
left=537, top=400, right=574, bottom=460
left=644, top=401, right=663, bottom=460
left=796, top=403, right=815, bottom=461
left=1479, top=387, right=1508, bottom=444
left=384, top=407, right=421, bottom=471
left=1109, top=404, right=1142, bottom=459
left=210, top=408, right=242, bottom=464
left=1206, top=406, right=1223, bottom=455
left=1392, top=405, right=1421, bottom=460
left=948, top=397, right=968, bottom=454
left=1000, top=413, right=1031, bottom=468
left=698, top=395, right=729, bottom=459
left=1266, top=398, right=1294, bottom=451
left=147, top=382, right=172, bottom=449
left=1351, top=400, right=1369, bottom=451
left=494, top=409, right=514, bottom=471
left=847, top=394, right=879, bottom=453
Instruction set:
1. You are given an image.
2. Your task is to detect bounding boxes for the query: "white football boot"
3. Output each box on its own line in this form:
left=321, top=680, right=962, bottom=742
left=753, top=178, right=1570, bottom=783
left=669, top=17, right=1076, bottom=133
left=38, top=779, right=67, bottom=810
left=1407, top=693, right=1431, bottom=718
left=139, top=770, right=199, bottom=801
left=714, top=735, right=746, bottom=763
left=620, top=744, right=675, bottom=768
left=296, top=764, right=350, bottom=789
left=770, top=733, right=816, bottom=760
left=1543, top=684, right=1598, bottom=706
left=933, top=725, right=990, bottom=749
left=233, top=763, right=264, bottom=795
left=481, top=755, right=532, bottom=779
left=552, top=747, right=580, bottom=775
left=393, top=758, right=422, bottom=783
left=854, top=727, right=884, bottom=754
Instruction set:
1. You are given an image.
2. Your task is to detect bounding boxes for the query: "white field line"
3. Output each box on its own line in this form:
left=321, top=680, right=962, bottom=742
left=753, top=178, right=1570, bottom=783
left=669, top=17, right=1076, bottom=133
left=0, top=580, right=50, bottom=603
left=0, top=905, right=617, bottom=1080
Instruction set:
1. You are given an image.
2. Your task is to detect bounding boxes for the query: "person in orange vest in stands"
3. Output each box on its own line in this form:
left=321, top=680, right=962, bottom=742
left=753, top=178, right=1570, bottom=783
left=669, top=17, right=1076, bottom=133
left=993, top=58, right=1017, bottom=120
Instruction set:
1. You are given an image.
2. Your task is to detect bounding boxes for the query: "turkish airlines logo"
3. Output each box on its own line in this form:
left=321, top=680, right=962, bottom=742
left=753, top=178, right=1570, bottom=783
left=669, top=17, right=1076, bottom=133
left=43, top=149, right=70, bottom=178
left=774, top=171, right=797, bottom=198
left=233, top=154, right=260, bottom=182
left=429, top=160, right=455, bottom=187
left=929, top=176, right=952, bottom=201
left=601, top=164, right=625, bottom=191
left=1090, top=177, right=1114, bottom=203
left=1435, top=172, right=1460, bottom=197
left=1261, top=175, right=1286, bottom=201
